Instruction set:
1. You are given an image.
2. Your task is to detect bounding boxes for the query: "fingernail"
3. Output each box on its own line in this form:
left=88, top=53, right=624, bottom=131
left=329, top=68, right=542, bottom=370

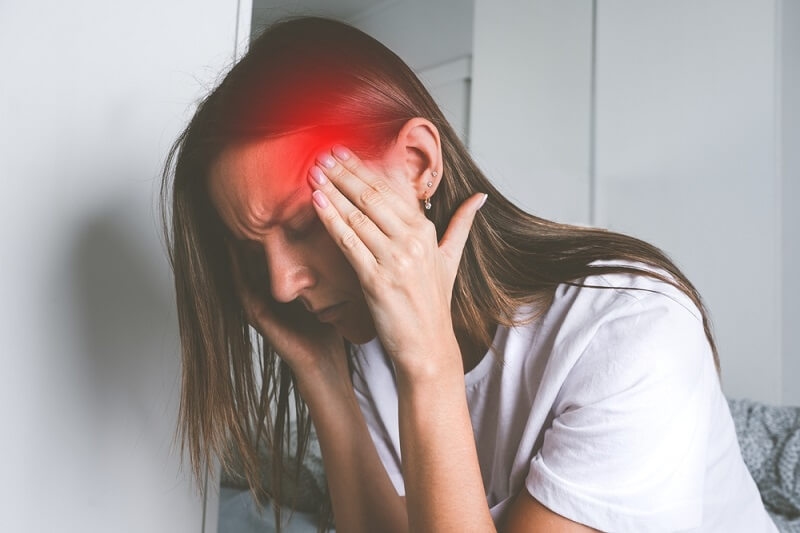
left=312, top=190, right=329, bottom=208
left=478, top=193, right=488, bottom=209
left=332, top=145, right=350, bottom=160
left=309, top=166, right=327, bottom=185
left=317, top=153, right=336, bottom=169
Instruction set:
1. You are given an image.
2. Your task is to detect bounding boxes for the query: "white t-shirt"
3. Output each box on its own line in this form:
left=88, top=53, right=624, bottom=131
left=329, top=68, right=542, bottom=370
left=351, top=265, right=778, bottom=532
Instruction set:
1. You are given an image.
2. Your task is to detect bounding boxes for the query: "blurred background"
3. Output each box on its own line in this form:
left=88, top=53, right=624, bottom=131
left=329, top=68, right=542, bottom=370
left=1, top=0, right=797, bottom=531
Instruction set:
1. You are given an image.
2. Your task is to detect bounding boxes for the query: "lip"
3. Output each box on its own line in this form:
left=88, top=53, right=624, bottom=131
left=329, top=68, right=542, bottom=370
left=314, top=302, right=346, bottom=322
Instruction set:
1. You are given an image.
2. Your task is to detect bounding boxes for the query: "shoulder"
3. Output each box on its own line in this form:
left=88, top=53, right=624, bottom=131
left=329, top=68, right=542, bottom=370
left=523, top=263, right=719, bottom=532
left=542, top=259, right=706, bottom=346
left=535, top=260, right=713, bottom=403
left=550, top=259, right=703, bottom=320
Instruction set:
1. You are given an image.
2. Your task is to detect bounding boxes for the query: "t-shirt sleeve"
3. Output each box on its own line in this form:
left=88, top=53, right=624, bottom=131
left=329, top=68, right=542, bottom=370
left=525, top=290, right=716, bottom=533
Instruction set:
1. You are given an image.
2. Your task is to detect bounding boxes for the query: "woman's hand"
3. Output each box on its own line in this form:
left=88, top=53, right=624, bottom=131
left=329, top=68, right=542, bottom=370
left=308, top=145, right=495, bottom=531
left=226, top=242, right=348, bottom=384
left=307, top=144, right=486, bottom=376
left=228, top=234, right=411, bottom=533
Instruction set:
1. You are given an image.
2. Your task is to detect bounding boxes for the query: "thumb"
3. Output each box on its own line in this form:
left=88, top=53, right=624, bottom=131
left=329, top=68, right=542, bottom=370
left=438, top=192, right=488, bottom=273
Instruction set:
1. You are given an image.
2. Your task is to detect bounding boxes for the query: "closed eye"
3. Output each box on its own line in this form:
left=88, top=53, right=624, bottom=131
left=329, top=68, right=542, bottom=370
left=285, top=209, right=321, bottom=241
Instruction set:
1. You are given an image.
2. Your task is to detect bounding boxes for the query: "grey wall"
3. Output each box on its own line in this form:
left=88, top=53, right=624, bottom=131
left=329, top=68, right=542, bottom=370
left=0, top=1, right=249, bottom=531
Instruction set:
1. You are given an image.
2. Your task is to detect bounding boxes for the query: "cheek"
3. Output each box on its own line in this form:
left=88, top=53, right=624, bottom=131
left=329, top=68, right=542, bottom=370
left=306, top=227, right=358, bottom=280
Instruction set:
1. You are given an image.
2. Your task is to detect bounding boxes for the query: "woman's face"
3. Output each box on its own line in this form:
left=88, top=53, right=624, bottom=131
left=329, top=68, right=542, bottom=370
left=207, top=133, right=380, bottom=344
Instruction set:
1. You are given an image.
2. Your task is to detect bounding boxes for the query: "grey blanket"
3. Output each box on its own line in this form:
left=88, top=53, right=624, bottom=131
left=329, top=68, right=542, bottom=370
left=728, top=398, right=800, bottom=532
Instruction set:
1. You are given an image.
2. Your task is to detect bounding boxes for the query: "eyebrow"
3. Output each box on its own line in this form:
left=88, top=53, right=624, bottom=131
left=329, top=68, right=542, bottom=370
left=251, top=186, right=309, bottom=231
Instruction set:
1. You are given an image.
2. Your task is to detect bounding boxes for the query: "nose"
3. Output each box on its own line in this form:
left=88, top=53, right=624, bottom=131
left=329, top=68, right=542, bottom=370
left=263, top=241, right=316, bottom=304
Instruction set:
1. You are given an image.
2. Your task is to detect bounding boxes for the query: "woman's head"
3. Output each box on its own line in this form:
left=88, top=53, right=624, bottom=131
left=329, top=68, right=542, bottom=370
left=168, top=16, right=482, bottom=343
left=206, top=124, right=441, bottom=345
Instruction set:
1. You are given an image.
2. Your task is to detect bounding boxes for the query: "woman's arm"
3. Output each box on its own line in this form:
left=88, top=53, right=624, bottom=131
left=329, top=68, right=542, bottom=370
left=294, top=356, right=408, bottom=533
left=307, top=140, right=495, bottom=531
left=393, top=334, right=495, bottom=532
left=504, top=491, right=601, bottom=533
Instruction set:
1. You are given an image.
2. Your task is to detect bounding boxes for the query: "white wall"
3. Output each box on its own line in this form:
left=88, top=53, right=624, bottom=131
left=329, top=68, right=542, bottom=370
left=346, top=0, right=473, bottom=73
left=347, top=0, right=474, bottom=143
left=782, top=0, right=800, bottom=406
left=470, top=0, right=594, bottom=225
left=252, top=0, right=473, bottom=71
left=593, top=1, right=782, bottom=403
left=471, top=0, right=796, bottom=404
left=251, top=0, right=474, bottom=142
left=0, top=1, right=248, bottom=531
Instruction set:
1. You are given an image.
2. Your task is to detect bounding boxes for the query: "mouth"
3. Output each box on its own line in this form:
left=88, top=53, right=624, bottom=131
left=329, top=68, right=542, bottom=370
left=313, top=302, right=347, bottom=322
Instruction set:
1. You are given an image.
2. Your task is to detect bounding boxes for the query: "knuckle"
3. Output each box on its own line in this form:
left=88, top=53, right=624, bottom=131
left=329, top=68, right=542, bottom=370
left=348, top=209, right=368, bottom=227
left=340, top=231, right=359, bottom=250
left=406, top=239, right=425, bottom=259
left=393, top=253, right=413, bottom=272
left=360, top=187, right=383, bottom=206
left=372, top=180, right=391, bottom=194
left=361, top=268, right=381, bottom=289
left=345, top=159, right=363, bottom=175
left=330, top=165, right=347, bottom=180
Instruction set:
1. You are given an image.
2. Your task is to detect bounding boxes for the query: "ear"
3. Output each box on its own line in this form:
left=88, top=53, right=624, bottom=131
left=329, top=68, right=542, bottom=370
left=384, top=117, right=443, bottom=205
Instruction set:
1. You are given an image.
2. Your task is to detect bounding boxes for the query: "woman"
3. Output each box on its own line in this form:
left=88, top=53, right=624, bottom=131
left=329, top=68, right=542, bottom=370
left=160, top=16, right=776, bottom=532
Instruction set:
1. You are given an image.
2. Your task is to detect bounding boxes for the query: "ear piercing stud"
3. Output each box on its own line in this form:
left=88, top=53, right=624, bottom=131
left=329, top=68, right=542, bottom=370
left=423, top=170, right=437, bottom=210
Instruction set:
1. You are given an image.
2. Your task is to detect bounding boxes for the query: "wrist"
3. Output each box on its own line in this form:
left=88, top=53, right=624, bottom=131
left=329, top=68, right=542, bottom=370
left=292, top=345, right=354, bottom=401
left=393, top=333, right=464, bottom=393
left=296, top=364, right=360, bottom=418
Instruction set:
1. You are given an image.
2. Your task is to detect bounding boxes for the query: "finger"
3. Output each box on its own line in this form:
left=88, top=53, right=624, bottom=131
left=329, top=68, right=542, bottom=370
left=308, top=169, right=392, bottom=258
left=438, top=193, right=488, bottom=275
left=310, top=188, right=380, bottom=279
left=312, top=146, right=415, bottom=234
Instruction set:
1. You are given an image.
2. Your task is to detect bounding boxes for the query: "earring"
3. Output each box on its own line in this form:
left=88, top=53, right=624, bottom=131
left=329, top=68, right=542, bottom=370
left=423, top=179, right=433, bottom=210
left=431, top=171, right=438, bottom=177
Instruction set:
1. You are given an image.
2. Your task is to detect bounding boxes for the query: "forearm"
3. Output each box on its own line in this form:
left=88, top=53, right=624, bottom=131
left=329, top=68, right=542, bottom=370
left=296, top=365, right=408, bottom=533
left=395, top=336, right=496, bottom=532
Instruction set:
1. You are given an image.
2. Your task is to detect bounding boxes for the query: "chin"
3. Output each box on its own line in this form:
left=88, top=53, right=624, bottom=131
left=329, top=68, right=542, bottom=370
left=343, top=331, right=377, bottom=345
left=338, top=317, right=377, bottom=345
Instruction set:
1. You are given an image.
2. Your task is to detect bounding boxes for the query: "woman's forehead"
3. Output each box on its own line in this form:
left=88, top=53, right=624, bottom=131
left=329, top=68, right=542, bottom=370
left=216, top=133, right=318, bottom=190
left=206, top=132, right=327, bottom=239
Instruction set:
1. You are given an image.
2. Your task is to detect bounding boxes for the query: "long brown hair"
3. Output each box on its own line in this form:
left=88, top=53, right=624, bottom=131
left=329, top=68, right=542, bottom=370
left=160, top=15, right=718, bottom=530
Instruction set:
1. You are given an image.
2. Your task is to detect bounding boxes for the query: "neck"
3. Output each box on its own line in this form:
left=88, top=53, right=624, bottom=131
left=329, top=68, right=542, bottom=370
left=456, top=324, right=497, bottom=375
